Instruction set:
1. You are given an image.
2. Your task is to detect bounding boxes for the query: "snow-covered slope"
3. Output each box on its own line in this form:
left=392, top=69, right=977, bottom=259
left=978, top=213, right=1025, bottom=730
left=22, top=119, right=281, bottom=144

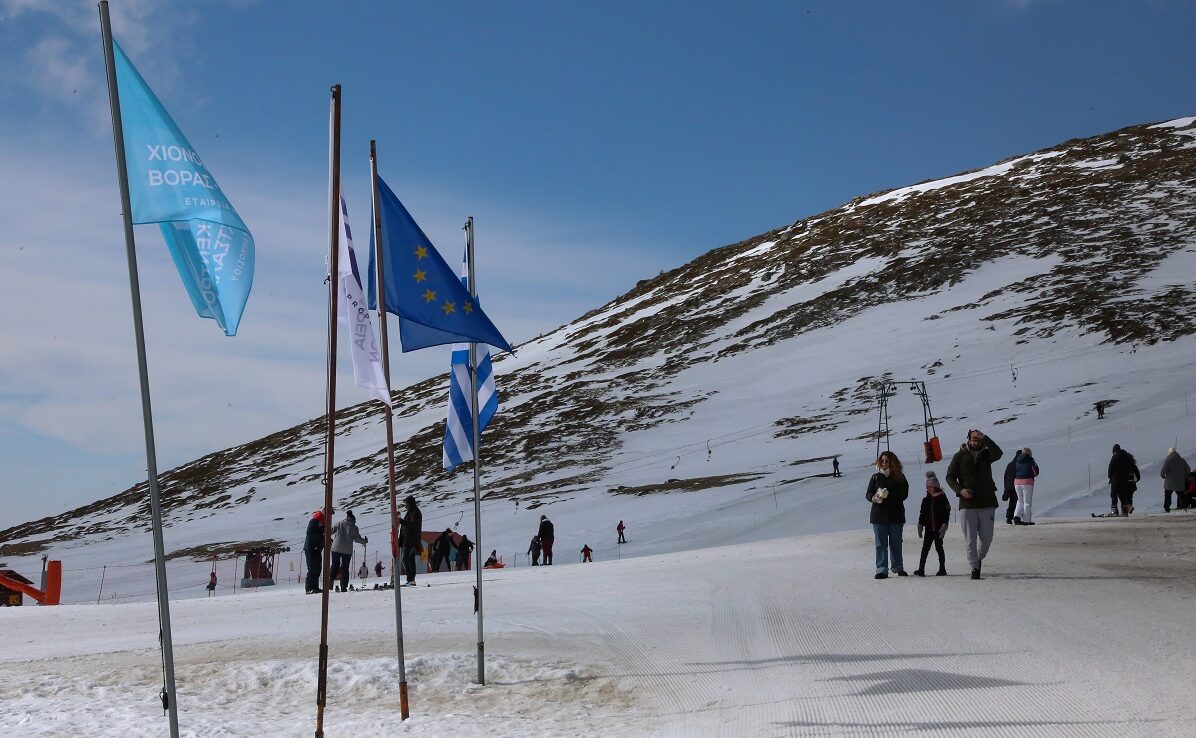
left=4, top=116, right=1196, bottom=603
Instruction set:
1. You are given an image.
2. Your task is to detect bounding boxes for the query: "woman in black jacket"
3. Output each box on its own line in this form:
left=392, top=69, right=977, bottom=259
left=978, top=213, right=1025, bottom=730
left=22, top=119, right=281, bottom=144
left=866, top=451, right=910, bottom=579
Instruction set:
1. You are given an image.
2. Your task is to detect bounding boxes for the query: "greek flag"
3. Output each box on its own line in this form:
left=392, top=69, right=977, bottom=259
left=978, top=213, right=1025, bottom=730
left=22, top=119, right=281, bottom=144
left=442, top=251, right=498, bottom=471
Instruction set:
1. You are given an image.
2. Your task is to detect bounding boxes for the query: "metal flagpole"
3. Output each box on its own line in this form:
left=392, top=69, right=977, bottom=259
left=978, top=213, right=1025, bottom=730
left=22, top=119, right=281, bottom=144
left=466, top=216, right=486, bottom=685
left=315, top=83, right=342, bottom=738
left=98, top=4, right=180, bottom=735
left=368, top=140, right=410, bottom=720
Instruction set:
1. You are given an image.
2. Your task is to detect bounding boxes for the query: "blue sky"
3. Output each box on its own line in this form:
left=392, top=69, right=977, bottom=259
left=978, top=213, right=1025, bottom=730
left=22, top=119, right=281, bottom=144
left=1, top=0, right=1193, bottom=524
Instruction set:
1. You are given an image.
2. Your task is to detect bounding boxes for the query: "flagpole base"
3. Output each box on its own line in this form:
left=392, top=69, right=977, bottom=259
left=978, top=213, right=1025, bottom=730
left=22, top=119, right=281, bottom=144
left=399, top=681, right=410, bottom=720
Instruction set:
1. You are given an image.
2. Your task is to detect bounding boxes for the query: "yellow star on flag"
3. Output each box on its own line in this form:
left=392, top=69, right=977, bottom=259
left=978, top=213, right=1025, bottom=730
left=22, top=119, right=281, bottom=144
left=442, top=301, right=456, bottom=315
left=423, top=289, right=437, bottom=303
left=463, top=301, right=474, bottom=314
left=413, top=269, right=427, bottom=283
left=414, top=245, right=428, bottom=259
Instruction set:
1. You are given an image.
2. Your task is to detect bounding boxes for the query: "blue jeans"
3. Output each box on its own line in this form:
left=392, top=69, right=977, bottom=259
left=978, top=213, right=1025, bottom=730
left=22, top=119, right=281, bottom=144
left=873, top=523, right=904, bottom=574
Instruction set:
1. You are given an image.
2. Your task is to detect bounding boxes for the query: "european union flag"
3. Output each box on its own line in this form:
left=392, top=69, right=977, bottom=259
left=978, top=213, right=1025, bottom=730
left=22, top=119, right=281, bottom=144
left=367, top=176, right=511, bottom=353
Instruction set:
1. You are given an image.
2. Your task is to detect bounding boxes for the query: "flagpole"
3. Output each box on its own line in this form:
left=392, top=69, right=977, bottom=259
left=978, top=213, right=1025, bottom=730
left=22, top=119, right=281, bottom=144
left=315, top=83, right=342, bottom=738
left=369, top=140, right=410, bottom=720
left=98, top=3, right=180, bottom=736
left=465, top=216, right=486, bottom=685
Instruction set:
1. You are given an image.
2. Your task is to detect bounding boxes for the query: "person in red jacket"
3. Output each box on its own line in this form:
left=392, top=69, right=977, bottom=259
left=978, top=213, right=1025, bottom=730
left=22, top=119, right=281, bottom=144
left=617, top=520, right=627, bottom=544
left=915, top=471, right=951, bottom=577
left=581, top=544, right=593, bottom=563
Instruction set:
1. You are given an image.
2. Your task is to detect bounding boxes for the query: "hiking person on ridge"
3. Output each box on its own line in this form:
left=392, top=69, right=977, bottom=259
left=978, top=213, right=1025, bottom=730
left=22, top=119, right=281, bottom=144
left=945, top=429, right=1003, bottom=580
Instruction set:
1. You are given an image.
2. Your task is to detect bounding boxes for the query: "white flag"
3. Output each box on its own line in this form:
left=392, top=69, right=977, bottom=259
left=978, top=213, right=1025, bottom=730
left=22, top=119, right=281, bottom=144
left=338, top=196, right=391, bottom=407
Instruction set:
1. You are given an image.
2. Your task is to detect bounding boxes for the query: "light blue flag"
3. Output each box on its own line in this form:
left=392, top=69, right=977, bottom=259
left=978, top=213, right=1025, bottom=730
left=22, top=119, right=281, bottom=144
left=114, top=41, right=254, bottom=336
left=443, top=248, right=498, bottom=471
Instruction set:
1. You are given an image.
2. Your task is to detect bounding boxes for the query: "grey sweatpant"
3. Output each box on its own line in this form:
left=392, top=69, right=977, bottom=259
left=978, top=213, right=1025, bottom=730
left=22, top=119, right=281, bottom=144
left=959, top=507, right=996, bottom=570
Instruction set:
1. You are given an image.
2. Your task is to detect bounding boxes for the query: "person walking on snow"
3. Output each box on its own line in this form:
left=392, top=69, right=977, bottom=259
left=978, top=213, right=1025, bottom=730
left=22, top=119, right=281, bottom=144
left=1160, top=448, right=1191, bottom=513
left=330, top=509, right=368, bottom=592
left=398, top=495, right=422, bottom=586
left=1002, top=457, right=1018, bottom=525
left=1108, top=445, right=1140, bottom=516
left=206, top=570, right=217, bottom=596
left=581, top=544, right=593, bottom=563
left=832, top=457, right=841, bottom=477
left=456, top=534, right=474, bottom=570
left=374, top=560, right=383, bottom=578
left=617, top=520, right=627, bottom=544
left=1013, top=448, right=1040, bottom=525
left=527, top=535, right=542, bottom=566
left=866, top=450, right=909, bottom=579
left=915, top=471, right=950, bottom=576
left=303, top=509, right=327, bottom=594
left=430, top=529, right=453, bottom=573
left=538, top=515, right=556, bottom=565
left=945, top=429, right=1003, bottom=580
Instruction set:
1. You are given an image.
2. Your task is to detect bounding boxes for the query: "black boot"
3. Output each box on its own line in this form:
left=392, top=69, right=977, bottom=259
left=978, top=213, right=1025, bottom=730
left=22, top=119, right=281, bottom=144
left=914, top=569, right=926, bottom=577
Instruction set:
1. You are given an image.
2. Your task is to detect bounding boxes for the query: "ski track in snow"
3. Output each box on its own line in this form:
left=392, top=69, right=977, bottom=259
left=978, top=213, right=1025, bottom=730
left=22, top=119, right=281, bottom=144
left=4, top=515, right=1196, bottom=736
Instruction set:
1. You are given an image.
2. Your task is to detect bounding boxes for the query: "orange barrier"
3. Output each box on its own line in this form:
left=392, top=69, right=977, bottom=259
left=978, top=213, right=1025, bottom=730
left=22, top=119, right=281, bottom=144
left=0, top=561, right=62, bottom=606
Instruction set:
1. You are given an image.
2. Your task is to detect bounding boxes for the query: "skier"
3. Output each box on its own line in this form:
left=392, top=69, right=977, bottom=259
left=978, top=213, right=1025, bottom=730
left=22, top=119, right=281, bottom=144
left=1012, top=448, right=1040, bottom=525
left=430, top=529, right=453, bottom=573
left=456, top=534, right=474, bottom=570
left=303, top=509, right=327, bottom=594
left=374, top=560, right=383, bottom=578
left=206, top=570, right=218, bottom=596
left=527, top=535, right=542, bottom=566
left=832, top=457, right=841, bottom=477
left=617, top=520, right=627, bottom=544
left=538, top=515, right=556, bottom=565
left=330, top=509, right=368, bottom=592
left=915, top=471, right=950, bottom=577
left=1160, top=448, right=1191, bottom=513
left=866, top=450, right=909, bottom=579
left=581, top=544, right=593, bottom=563
left=398, top=495, right=422, bottom=586
left=945, top=429, right=1003, bottom=580
left=1095, top=401, right=1106, bottom=419
left=1108, top=444, right=1141, bottom=516
left=1002, top=457, right=1018, bottom=525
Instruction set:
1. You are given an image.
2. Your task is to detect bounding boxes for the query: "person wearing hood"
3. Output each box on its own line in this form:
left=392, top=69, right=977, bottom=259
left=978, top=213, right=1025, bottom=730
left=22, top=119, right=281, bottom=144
left=456, top=534, right=474, bottom=571
left=865, top=450, right=910, bottom=579
left=1108, top=444, right=1141, bottom=516
left=303, top=509, right=328, bottom=594
left=945, top=429, right=1003, bottom=580
left=915, top=471, right=951, bottom=577
left=330, top=509, right=368, bottom=592
left=1160, top=448, right=1191, bottom=513
left=398, top=495, right=422, bottom=586
left=1012, top=448, right=1040, bottom=525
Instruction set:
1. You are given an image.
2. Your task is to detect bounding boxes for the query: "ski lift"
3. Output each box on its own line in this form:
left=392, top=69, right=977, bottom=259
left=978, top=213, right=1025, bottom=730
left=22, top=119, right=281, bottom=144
left=873, top=379, right=942, bottom=463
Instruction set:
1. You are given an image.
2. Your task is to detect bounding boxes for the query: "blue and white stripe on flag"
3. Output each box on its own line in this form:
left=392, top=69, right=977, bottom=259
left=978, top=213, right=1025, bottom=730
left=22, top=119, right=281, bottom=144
left=442, top=251, right=498, bottom=471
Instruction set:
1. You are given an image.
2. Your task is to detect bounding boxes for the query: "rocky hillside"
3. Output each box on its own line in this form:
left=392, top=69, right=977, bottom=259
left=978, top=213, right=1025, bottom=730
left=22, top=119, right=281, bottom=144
left=4, top=115, right=1195, bottom=564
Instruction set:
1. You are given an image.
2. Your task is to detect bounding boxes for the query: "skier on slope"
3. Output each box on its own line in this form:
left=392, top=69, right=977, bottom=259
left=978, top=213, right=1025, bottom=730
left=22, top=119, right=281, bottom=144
left=304, top=509, right=328, bottom=594
left=581, top=544, right=593, bottom=563
left=330, top=510, right=367, bottom=592
left=1108, top=444, right=1141, bottom=516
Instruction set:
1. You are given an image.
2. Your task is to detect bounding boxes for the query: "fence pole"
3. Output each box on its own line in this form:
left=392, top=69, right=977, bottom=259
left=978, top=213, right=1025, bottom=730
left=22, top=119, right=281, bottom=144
left=97, top=565, right=107, bottom=604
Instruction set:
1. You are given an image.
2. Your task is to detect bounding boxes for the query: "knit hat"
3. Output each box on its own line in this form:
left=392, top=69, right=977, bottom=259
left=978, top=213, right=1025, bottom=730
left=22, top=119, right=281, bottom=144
left=1168, top=447, right=1176, bottom=455
left=925, top=471, right=942, bottom=490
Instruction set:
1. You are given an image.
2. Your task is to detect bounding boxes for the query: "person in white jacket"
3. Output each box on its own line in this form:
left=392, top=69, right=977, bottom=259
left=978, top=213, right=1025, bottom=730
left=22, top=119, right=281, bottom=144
left=330, top=510, right=367, bottom=592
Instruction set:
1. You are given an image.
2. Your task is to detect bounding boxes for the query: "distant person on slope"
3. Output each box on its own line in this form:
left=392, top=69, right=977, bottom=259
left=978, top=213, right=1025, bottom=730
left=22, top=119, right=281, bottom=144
left=945, top=429, right=1003, bottom=581
left=304, top=509, right=327, bottom=594
left=330, top=509, right=368, bottom=592
left=1013, top=448, right=1040, bottom=525
left=866, top=450, right=909, bottom=580
left=1108, top=445, right=1141, bottom=516
left=374, top=560, right=383, bottom=578
left=915, top=471, right=950, bottom=577
left=1160, top=448, right=1191, bottom=513
left=206, top=570, right=217, bottom=596
left=398, top=495, right=422, bottom=586
left=833, top=457, right=841, bottom=477
left=527, top=535, right=542, bottom=566
left=581, top=544, right=593, bottom=563
left=617, top=520, right=627, bottom=544
left=1002, top=457, right=1018, bottom=525
left=538, top=515, right=556, bottom=565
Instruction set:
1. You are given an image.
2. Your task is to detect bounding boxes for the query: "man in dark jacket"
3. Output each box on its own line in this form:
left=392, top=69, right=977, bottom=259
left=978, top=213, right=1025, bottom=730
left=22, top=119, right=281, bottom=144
left=430, top=529, right=453, bottom=573
left=945, top=429, right=1003, bottom=580
left=456, top=534, right=474, bottom=571
left=1002, top=458, right=1017, bottom=525
left=537, top=515, right=556, bottom=565
left=1108, top=445, right=1140, bottom=516
left=303, top=509, right=327, bottom=594
left=1160, top=448, right=1191, bottom=512
left=398, top=495, right=423, bottom=586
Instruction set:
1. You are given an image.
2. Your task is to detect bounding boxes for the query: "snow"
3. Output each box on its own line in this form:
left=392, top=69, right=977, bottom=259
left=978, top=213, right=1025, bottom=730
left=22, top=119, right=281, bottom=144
left=1149, top=116, right=1196, bottom=129
left=857, top=152, right=1064, bottom=207
left=4, top=515, right=1196, bottom=736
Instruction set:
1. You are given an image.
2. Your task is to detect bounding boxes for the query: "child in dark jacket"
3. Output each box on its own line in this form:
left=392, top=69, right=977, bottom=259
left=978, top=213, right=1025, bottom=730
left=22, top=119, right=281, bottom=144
left=915, top=471, right=951, bottom=577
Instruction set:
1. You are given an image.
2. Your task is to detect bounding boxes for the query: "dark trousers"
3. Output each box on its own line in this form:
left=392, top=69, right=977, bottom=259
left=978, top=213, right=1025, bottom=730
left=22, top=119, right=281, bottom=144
left=330, top=551, right=351, bottom=590
left=919, top=533, right=946, bottom=571
left=401, top=547, right=417, bottom=583
left=542, top=538, right=554, bottom=565
left=1004, top=492, right=1017, bottom=522
left=1164, top=489, right=1185, bottom=511
left=305, top=549, right=322, bottom=592
left=618, top=530, right=626, bottom=543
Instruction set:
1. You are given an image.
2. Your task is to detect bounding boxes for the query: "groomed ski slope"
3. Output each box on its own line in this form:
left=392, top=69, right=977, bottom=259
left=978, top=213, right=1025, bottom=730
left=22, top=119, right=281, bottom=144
left=4, top=513, right=1195, bottom=737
